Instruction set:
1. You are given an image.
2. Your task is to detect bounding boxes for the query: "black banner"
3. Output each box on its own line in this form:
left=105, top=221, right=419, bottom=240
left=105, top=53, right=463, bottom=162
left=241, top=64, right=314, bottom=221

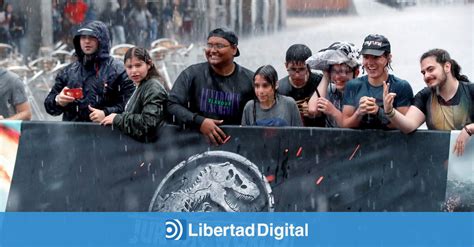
left=7, top=122, right=452, bottom=212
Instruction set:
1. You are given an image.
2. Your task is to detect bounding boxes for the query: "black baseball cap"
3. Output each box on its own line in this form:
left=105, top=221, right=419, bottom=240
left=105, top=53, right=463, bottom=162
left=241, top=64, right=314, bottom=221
left=361, top=34, right=391, bottom=56
left=207, top=28, right=240, bottom=57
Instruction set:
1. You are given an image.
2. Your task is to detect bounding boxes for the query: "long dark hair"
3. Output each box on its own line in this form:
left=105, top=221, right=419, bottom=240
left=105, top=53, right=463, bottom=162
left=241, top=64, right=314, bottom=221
left=420, top=49, right=469, bottom=82
left=252, top=65, right=278, bottom=122
left=124, top=47, right=169, bottom=91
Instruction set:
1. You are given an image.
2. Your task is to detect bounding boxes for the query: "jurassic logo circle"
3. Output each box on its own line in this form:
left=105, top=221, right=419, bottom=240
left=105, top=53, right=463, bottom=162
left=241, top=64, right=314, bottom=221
left=149, top=151, right=274, bottom=212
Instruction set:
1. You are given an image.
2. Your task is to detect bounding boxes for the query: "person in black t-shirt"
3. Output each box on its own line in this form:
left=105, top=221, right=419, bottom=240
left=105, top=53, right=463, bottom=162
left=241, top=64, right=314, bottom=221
left=277, top=44, right=324, bottom=127
left=167, top=28, right=254, bottom=145
left=383, top=48, right=473, bottom=156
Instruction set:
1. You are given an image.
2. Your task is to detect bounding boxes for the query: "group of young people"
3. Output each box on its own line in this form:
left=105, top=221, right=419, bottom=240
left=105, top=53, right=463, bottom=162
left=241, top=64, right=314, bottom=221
left=8, top=20, right=467, bottom=156
left=167, top=28, right=472, bottom=156
left=308, top=35, right=473, bottom=156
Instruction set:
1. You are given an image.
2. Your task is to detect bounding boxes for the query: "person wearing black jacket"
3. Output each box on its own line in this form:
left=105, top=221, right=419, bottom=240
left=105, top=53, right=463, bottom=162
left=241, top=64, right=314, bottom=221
left=44, top=20, right=134, bottom=122
left=167, top=28, right=254, bottom=145
left=101, top=47, right=168, bottom=143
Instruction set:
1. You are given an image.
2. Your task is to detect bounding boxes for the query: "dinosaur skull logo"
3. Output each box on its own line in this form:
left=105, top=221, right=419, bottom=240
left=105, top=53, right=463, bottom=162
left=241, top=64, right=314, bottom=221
left=149, top=151, right=274, bottom=212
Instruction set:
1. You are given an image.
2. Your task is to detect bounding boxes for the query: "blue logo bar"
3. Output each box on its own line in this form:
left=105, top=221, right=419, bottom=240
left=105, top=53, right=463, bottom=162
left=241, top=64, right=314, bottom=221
left=0, top=213, right=472, bottom=246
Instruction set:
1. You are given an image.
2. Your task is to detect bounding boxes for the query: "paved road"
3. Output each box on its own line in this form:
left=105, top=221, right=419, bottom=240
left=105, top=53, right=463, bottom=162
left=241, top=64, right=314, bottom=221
left=235, top=1, right=473, bottom=93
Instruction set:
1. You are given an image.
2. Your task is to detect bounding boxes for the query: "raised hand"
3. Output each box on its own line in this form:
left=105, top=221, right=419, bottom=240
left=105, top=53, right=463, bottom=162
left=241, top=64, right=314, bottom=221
left=383, top=81, right=397, bottom=114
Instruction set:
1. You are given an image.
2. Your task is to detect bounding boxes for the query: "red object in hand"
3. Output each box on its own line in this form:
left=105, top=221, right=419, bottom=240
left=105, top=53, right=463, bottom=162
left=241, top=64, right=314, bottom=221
left=64, top=88, right=83, bottom=99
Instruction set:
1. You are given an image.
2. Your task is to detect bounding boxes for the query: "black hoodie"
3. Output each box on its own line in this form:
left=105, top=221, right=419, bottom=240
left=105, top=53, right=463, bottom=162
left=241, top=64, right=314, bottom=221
left=44, top=21, right=134, bottom=122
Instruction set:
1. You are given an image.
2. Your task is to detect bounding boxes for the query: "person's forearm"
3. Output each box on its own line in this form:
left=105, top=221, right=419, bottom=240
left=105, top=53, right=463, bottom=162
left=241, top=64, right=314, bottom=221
left=167, top=101, right=201, bottom=126
left=342, top=111, right=362, bottom=128
left=331, top=111, right=344, bottom=127
left=308, top=93, right=321, bottom=117
left=317, top=73, right=330, bottom=99
left=7, top=111, right=32, bottom=121
left=386, top=109, right=418, bottom=133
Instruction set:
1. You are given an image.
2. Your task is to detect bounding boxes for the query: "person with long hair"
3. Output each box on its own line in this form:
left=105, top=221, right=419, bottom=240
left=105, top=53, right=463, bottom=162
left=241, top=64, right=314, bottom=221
left=383, top=48, right=473, bottom=156
left=241, top=65, right=302, bottom=127
left=101, top=47, right=168, bottom=142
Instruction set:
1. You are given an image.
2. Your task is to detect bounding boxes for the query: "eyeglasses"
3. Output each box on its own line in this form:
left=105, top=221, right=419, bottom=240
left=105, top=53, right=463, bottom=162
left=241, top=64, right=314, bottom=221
left=287, top=68, right=307, bottom=75
left=330, top=68, right=353, bottom=76
left=206, top=43, right=231, bottom=50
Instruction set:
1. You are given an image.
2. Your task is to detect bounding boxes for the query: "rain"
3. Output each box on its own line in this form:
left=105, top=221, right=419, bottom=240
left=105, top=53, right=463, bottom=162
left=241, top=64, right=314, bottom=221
left=0, top=0, right=472, bottom=217
left=0, top=0, right=471, bottom=121
left=235, top=0, right=473, bottom=94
